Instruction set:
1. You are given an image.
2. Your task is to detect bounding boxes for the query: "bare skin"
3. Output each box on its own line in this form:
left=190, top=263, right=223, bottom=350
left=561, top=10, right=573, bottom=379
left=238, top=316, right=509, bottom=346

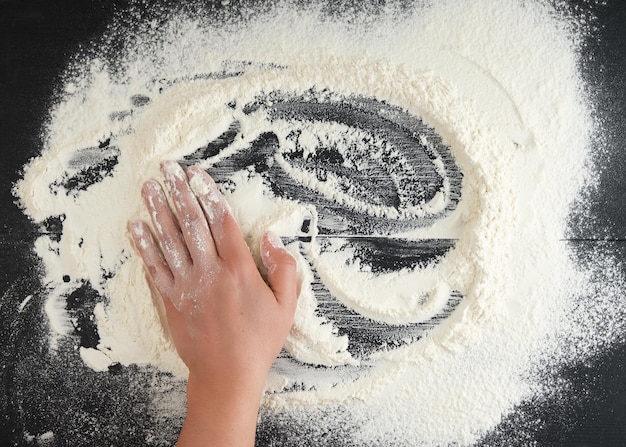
left=129, top=161, right=298, bottom=447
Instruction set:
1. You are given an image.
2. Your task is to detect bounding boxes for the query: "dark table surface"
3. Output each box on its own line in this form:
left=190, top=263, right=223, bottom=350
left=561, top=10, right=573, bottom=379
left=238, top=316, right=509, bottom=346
left=1, top=1, right=625, bottom=445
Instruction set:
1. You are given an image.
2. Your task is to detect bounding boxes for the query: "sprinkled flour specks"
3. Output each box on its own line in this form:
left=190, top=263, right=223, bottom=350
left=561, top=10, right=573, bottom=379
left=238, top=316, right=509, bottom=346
left=12, top=0, right=626, bottom=445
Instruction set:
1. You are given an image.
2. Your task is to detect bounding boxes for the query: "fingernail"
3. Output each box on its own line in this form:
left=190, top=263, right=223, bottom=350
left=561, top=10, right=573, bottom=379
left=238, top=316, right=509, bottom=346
left=267, top=231, right=284, bottom=248
left=161, top=161, right=185, bottom=183
left=142, top=180, right=165, bottom=211
left=142, top=179, right=158, bottom=193
left=188, top=170, right=212, bottom=197
left=129, top=222, right=150, bottom=250
left=129, top=221, right=143, bottom=235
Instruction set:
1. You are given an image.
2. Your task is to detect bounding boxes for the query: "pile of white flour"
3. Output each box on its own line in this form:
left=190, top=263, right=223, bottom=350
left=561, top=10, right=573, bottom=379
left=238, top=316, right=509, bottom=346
left=13, top=0, right=626, bottom=445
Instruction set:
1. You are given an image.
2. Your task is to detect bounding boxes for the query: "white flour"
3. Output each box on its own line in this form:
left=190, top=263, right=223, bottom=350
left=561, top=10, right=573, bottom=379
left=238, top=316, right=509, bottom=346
left=13, top=0, right=626, bottom=445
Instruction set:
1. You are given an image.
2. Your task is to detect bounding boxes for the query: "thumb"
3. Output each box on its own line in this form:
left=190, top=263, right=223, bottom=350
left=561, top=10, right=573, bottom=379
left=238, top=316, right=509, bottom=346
left=260, top=231, right=299, bottom=309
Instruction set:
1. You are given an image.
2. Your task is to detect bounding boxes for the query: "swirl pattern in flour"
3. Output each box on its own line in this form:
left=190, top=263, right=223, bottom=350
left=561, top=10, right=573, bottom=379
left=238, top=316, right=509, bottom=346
left=17, top=60, right=496, bottom=399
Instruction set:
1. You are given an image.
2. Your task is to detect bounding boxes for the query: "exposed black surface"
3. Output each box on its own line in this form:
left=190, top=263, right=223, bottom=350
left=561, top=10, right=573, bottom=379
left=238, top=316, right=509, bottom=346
left=197, top=92, right=462, bottom=234
left=65, top=281, right=103, bottom=349
left=308, top=237, right=460, bottom=358
left=347, top=236, right=455, bottom=273
left=567, top=1, right=626, bottom=240
left=181, top=121, right=242, bottom=163
left=52, top=144, right=120, bottom=196
left=0, top=1, right=625, bottom=446
left=311, top=273, right=463, bottom=358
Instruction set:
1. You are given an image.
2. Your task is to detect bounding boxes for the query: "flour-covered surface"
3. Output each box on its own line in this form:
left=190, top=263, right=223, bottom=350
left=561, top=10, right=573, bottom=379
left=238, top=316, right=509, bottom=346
left=1, top=0, right=626, bottom=446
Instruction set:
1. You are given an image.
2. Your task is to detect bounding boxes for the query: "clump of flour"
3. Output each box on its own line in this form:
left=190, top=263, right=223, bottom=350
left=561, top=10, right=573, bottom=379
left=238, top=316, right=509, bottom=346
left=13, top=0, right=626, bottom=445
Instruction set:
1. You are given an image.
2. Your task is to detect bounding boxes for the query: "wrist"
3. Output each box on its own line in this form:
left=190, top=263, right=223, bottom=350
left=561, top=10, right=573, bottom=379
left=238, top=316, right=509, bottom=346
left=176, top=372, right=265, bottom=447
left=186, top=371, right=265, bottom=409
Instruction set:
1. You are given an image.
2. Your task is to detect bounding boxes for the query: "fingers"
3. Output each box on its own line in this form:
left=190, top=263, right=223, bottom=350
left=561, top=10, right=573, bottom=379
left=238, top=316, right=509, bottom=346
left=187, top=166, right=250, bottom=261
left=142, top=180, right=193, bottom=273
left=161, top=161, right=217, bottom=264
left=260, top=231, right=299, bottom=313
left=141, top=162, right=245, bottom=271
left=129, top=221, right=174, bottom=291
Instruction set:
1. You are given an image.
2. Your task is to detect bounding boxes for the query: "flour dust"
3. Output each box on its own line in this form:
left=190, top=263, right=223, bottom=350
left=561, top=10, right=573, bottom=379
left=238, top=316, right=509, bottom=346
left=13, top=0, right=626, bottom=445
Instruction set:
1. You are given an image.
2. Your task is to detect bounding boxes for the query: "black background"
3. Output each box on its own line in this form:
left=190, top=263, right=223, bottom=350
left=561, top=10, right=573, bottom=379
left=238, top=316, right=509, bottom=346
left=1, top=0, right=625, bottom=445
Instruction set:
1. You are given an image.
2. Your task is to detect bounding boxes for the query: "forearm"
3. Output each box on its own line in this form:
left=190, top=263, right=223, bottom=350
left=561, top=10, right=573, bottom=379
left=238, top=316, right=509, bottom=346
left=177, top=373, right=263, bottom=447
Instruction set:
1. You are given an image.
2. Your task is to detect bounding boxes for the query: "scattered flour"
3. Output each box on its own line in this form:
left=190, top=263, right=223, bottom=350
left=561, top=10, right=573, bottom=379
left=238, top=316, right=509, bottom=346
left=12, top=0, right=626, bottom=445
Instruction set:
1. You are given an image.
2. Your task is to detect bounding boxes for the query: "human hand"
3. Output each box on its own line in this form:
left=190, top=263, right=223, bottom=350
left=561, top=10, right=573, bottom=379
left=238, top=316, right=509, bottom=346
left=129, top=161, right=298, bottom=446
